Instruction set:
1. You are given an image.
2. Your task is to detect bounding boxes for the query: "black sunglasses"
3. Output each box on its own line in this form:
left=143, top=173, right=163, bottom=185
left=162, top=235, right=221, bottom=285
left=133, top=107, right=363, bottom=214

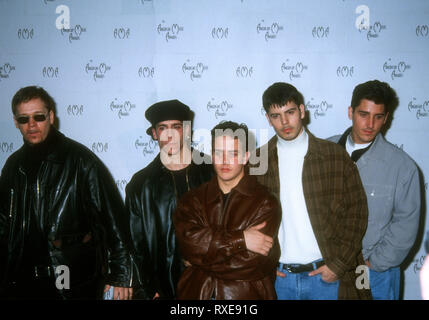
left=15, top=113, right=49, bottom=124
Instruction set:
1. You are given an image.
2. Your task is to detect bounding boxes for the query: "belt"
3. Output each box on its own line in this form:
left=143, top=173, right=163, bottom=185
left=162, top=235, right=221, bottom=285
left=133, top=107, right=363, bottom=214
left=278, top=260, right=325, bottom=273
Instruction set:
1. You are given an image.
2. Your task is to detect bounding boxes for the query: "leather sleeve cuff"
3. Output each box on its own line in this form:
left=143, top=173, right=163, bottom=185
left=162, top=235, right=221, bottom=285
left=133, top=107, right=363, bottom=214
left=229, top=230, right=247, bottom=255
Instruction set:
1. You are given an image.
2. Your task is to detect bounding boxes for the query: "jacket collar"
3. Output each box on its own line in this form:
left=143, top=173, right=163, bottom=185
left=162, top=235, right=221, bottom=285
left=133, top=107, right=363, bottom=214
left=207, top=172, right=258, bottom=203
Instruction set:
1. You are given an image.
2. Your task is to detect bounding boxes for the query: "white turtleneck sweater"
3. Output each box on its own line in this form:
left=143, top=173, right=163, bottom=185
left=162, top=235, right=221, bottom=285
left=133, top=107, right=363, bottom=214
left=277, top=129, right=322, bottom=264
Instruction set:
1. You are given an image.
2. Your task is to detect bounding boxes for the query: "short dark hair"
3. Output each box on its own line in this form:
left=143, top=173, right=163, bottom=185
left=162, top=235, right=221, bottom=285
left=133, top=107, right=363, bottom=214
left=11, top=86, right=56, bottom=115
left=262, top=82, right=304, bottom=113
left=351, top=80, right=399, bottom=114
left=211, top=121, right=249, bottom=154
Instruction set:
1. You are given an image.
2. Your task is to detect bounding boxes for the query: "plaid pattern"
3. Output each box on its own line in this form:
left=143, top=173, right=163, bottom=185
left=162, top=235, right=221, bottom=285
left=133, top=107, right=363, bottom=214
left=254, top=130, right=372, bottom=300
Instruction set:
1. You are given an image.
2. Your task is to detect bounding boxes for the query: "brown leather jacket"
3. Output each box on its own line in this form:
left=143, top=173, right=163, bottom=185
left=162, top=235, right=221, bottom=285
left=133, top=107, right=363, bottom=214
left=173, top=174, right=281, bottom=300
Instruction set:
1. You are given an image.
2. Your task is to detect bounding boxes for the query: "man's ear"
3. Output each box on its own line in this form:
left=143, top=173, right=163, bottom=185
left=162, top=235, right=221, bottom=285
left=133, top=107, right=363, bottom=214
left=49, top=110, right=55, bottom=125
left=151, top=127, right=158, bottom=141
left=299, top=104, right=305, bottom=119
left=348, top=106, right=353, bottom=120
left=13, top=116, right=19, bottom=129
left=243, top=151, right=250, bottom=165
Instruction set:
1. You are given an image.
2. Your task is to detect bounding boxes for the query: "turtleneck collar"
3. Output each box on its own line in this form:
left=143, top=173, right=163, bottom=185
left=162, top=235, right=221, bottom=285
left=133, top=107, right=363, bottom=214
left=277, top=128, right=308, bottom=151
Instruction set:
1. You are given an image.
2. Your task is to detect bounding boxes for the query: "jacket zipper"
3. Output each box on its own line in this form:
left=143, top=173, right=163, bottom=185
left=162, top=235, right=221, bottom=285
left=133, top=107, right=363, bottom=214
left=9, top=189, right=14, bottom=218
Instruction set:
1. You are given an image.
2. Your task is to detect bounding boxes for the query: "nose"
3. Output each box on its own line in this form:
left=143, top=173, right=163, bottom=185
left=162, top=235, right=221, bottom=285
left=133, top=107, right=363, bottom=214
left=28, top=117, right=37, bottom=127
left=280, top=114, right=288, bottom=125
left=367, top=116, right=374, bottom=129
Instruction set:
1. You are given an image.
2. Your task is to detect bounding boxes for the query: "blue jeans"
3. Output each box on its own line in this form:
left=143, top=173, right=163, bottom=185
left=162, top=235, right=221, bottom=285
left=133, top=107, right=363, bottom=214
left=369, top=267, right=400, bottom=300
left=275, top=263, right=339, bottom=300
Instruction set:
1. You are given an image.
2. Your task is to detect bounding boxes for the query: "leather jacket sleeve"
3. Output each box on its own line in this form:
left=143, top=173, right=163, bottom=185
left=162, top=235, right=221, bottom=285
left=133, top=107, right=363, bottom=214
left=83, top=162, right=133, bottom=287
left=125, top=182, right=156, bottom=299
left=174, top=193, right=280, bottom=276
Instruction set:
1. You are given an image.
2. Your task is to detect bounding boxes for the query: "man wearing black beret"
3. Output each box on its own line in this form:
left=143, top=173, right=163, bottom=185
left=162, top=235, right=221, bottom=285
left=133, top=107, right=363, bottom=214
left=125, top=100, right=213, bottom=299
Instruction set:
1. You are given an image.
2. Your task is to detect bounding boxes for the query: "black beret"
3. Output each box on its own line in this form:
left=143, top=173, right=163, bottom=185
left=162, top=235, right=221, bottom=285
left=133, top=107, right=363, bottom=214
left=145, top=99, right=192, bottom=135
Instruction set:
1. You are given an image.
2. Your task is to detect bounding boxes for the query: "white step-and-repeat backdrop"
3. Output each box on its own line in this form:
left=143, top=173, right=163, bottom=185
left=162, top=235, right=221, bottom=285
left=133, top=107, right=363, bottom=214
left=0, top=0, right=427, bottom=299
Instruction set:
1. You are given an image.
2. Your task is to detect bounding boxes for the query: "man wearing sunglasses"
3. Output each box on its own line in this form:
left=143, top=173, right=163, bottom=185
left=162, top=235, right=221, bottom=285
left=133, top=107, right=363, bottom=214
left=0, top=86, right=134, bottom=299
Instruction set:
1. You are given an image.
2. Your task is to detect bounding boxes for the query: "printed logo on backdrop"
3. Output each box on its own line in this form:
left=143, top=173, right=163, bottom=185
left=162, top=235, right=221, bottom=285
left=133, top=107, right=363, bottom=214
left=0, top=142, right=14, bottom=153
left=140, top=0, right=153, bottom=4
left=408, top=98, right=429, bottom=120
left=207, top=99, right=233, bottom=119
left=110, top=99, right=136, bottom=119
left=257, top=20, right=284, bottom=41
left=191, top=141, right=206, bottom=154
left=67, top=104, right=84, bottom=116
left=43, top=0, right=56, bottom=4
left=135, top=136, right=157, bottom=157
left=212, top=27, right=229, bottom=39
left=114, top=28, right=130, bottom=39
left=312, top=26, right=329, bottom=38
left=413, top=255, right=427, bottom=274
left=383, top=58, right=411, bottom=80
left=115, top=179, right=128, bottom=191
left=138, top=66, right=155, bottom=78
left=60, top=24, right=87, bottom=43
left=182, top=60, right=208, bottom=81
left=281, top=59, right=308, bottom=81
left=91, top=142, right=108, bottom=153
left=157, top=20, right=184, bottom=42
left=42, top=66, right=59, bottom=78
left=359, top=21, right=387, bottom=41
left=393, top=143, right=404, bottom=151
left=236, top=66, right=253, bottom=78
left=416, top=25, right=429, bottom=37
left=0, top=63, right=16, bottom=82
left=306, top=99, right=333, bottom=119
left=336, top=66, right=354, bottom=78
left=18, top=28, right=34, bottom=40
left=85, top=60, right=111, bottom=82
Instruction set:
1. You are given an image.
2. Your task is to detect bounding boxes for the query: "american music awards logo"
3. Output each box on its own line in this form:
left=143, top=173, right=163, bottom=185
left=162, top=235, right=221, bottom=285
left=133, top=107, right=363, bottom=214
left=85, top=60, right=111, bottom=81
left=236, top=66, right=253, bottom=78
left=91, top=142, right=108, bottom=153
left=114, top=27, right=130, bottom=39
left=182, top=60, right=208, bottom=81
left=281, top=59, right=308, bottom=81
left=212, top=27, right=229, bottom=39
left=312, top=26, right=329, bottom=38
left=305, top=99, right=333, bottom=119
left=0, top=63, right=16, bottom=81
left=135, top=136, right=157, bottom=157
left=60, top=24, right=87, bottom=43
left=110, top=99, right=136, bottom=119
left=336, top=66, right=354, bottom=77
left=207, top=99, right=233, bottom=119
left=67, top=104, right=84, bottom=116
left=42, top=66, right=59, bottom=78
left=416, top=25, right=429, bottom=37
left=257, top=20, right=284, bottom=41
left=408, top=98, right=429, bottom=120
left=383, top=58, right=411, bottom=80
left=0, top=142, right=14, bottom=153
left=115, top=179, right=128, bottom=191
left=157, top=20, right=184, bottom=42
left=359, top=21, right=387, bottom=40
left=17, top=28, right=34, bottom=40
left=138, top=66, right=155, bottom=78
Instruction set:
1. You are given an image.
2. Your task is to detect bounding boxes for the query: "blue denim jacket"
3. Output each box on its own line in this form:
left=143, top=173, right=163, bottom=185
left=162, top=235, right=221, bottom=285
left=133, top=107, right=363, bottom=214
left=328, top=132, right=421, bottom=272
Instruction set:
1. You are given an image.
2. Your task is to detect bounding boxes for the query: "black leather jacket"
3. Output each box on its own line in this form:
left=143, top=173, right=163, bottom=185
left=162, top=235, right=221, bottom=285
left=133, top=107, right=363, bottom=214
left=0, top=129, right=133, bottom=296
left=126, top=153, right=213, bottom=299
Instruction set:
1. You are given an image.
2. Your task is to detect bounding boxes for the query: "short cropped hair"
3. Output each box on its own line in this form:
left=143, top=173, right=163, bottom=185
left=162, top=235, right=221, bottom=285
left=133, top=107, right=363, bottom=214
left=262, top=82, right=304, bottom=113
left=11, top=86, right=56, bottom=115
left=351, top=80, right=399, bottom=114
left=211, top=121, right=249, bottom=154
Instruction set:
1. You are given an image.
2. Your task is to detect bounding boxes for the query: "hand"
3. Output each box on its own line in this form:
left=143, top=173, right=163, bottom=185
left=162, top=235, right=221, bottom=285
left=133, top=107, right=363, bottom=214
left=243, top=221, right=273, bottom=256
left=365, top=259, right=372, bottom=269
left=104, top=285, right=133, bottom=300
left=276, top=270, right=286, bottom=278
left=308, top=265, right=338, bottom=283
left=183, top=260, right=192, bottom=267
left=153, top=292, right=160, bottom=300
